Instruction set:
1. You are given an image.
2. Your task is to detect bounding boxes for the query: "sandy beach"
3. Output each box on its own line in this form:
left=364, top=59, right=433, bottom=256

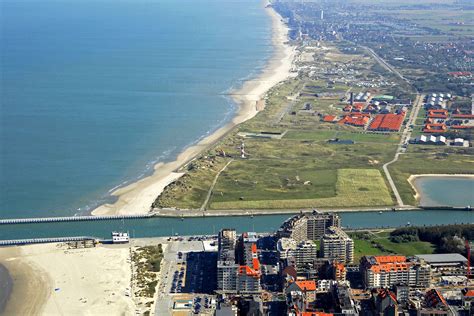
left=92, top=4, right=296, bottom=216
left=0, top=243, right=135, bottom=315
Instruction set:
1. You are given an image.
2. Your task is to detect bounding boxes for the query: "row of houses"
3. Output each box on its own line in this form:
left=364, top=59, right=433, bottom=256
left=411, top=135, right=469, bottom=147
left=423, top=109, right=474, bottom=133
left=424, top=93, right=453, bottom=110
left=323, top=112, right=406, bottom=132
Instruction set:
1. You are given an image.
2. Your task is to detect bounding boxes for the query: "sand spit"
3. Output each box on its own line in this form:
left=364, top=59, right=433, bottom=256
left=0, top=244, right=135, bottom=315
left=92, top=4, right=296, bottom=216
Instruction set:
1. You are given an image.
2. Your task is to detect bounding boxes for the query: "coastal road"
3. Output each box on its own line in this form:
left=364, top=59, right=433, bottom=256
left=382, top=93, right=424, bottom=207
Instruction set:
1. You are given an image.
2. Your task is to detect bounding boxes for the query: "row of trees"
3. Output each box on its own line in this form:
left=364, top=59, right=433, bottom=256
left=390, top=224, right=474, bottom=255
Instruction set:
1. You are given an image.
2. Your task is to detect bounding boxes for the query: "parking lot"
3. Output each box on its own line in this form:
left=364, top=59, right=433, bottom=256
left=154, top=236, right=218, bottom=315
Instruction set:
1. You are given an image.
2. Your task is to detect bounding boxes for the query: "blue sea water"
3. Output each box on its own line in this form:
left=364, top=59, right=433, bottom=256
left=0, top=0, right=273, bottom=218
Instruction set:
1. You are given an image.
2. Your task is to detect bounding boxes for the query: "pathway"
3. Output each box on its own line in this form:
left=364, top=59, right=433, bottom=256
left=200, top=159, right=234, bottom=211
left=382, top=94, right=424, bottom=207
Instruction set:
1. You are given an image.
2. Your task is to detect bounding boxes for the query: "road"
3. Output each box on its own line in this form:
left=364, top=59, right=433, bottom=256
left=154, top=205, right=422, bottom=218
left=382, top=94, right=424, bottom=207
left=363, top=46, right=410, bottom=85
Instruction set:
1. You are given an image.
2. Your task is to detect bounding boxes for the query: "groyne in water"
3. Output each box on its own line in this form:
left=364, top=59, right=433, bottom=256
left=0, top=214, right=153, bottom=225
left=0, top=236, right=98, bottom=246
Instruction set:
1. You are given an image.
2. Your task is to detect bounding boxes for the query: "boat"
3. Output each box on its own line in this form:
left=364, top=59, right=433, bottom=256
left=378, top=211, right=383, bottom=214
left=111, top=231, right=129, bottom=244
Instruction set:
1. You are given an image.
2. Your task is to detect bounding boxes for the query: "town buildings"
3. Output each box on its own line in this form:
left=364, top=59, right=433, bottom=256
left=277, top=238, right=319, bottom=268
left=217, top=229, right=262, bottom=294
left=278, top=211, right=341, bottom=242
left=320, top=226, right=354, bottom=264
left=213, top=217, right=472, bottom=315
left=360, top=255, right=431, bottom=289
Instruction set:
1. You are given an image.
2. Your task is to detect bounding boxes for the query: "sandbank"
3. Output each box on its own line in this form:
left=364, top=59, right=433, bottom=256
left=92, top=3, right=296, bottom=216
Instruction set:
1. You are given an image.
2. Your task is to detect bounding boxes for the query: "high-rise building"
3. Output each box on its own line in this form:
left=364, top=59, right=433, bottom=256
left=293, top=241, right=318, bottom=268
left=217, top=229, right=261, bottom=294
left=217, top=229, right=238, bottom=292
left=360, top=255, right=431, bottom=289
left=277, top=211, right=341, bottom=242
left=277, top=238, right=318, bottom=268
left=320, top=226, right=354, bottom=264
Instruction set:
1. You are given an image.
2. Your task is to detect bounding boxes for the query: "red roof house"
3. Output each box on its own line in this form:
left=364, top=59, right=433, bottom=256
left=368, top=113, right=405, bottom=131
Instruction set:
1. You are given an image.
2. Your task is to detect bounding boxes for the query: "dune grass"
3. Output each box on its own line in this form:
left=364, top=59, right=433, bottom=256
left=209, top=168, right=394, bottom=209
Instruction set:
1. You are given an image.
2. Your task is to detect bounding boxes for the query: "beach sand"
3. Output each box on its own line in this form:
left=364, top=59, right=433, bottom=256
left=92, top=4, right=296, bottom=216
left=0, top=243, right=135, bottom=315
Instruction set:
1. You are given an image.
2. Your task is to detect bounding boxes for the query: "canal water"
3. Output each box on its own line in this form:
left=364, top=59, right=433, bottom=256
left=413, top=177, right=474, bottom=207
left=0, top=209, right=472, bottom=240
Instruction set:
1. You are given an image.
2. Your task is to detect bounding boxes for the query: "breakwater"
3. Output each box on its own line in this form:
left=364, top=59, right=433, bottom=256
left=0, top=236, right=97, bottom=246
left=0, top=214, right=153, bottom=225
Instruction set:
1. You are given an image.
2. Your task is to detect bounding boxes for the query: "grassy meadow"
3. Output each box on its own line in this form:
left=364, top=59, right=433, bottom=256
left=350, top=231, right=435, bottom=262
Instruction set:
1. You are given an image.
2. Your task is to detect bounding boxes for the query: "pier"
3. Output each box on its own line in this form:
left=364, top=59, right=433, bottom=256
left=0, top=213, right=154, bottom=225
left=0, top=236, right=98, bottom=246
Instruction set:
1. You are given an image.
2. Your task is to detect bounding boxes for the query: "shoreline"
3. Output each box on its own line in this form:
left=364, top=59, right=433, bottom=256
left=407, top=174, right=474, bottom=205
left=92, top=4, right=296, bottom=216
left=0, top=264, right=13, bottom=314
left=0, top=247, right=50, bottom=316
left=0, top=243, right=135, bottom=315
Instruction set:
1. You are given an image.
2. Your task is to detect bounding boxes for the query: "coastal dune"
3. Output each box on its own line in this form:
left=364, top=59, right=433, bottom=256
left=92, top=5, right=296, bottom=216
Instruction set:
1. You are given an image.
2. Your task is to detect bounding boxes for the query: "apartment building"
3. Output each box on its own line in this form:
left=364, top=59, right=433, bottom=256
left=320, top=227, right=354, bottom=264
left=277, top=238, right=318, bottom=268
left=277, top=211, right=341, bottom=242
left=217, top=229, right=261, bottom=293
left=360, top=255, right=431, bottom=289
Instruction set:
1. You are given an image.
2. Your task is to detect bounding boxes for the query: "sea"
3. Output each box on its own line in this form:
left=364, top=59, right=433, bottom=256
left=0, top=0, right=273, bottom=219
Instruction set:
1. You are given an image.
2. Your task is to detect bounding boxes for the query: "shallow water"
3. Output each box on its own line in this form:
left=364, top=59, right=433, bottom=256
left=0, top=264, right=13, bottom=314
left=414, top=177, right=474, bottom=207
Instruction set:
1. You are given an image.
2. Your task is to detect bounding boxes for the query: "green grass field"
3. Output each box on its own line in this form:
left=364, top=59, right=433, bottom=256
left=209, top=168, right=394, bottom=209
left=284, top=130, right=400, bottom=143
left=388, top=150, right=474, bottom=205
left=156, top=42, right=467, bottom=212
left=351, top=231, right=435, bottom=261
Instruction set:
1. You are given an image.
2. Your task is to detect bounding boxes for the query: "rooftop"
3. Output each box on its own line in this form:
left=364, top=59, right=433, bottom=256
left=416, top=253, right=467, bottom=264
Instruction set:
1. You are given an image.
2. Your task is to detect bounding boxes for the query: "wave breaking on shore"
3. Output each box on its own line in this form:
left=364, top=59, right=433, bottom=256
left=91, top=4, right=296, bottom=216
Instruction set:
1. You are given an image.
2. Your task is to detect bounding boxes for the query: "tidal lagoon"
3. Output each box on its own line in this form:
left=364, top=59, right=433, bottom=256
left=412, top=176, right=474, bottom=207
